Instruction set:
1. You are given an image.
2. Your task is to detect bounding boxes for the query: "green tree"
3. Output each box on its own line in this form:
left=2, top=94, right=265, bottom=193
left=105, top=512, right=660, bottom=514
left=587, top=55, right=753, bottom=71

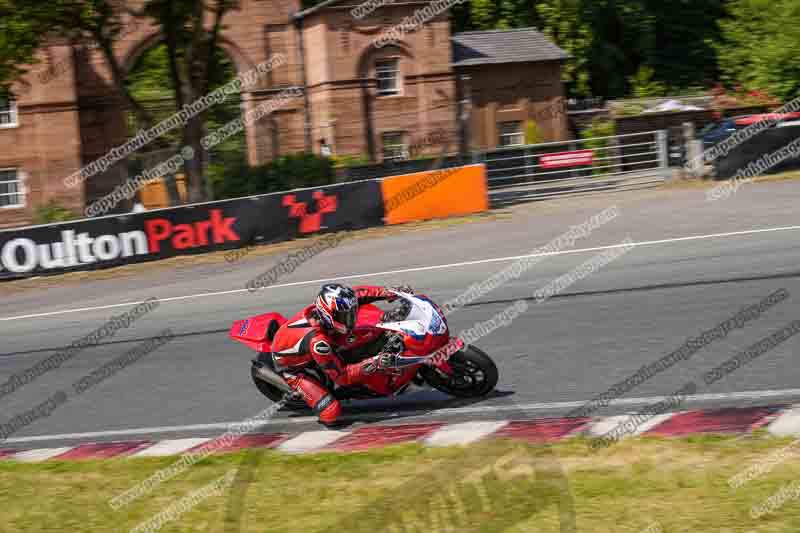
left=628, top=65, right=668, bottom=98
left=0, top=1, right=54, bottom=99
left=468, top=0, right=498, bottom=29
left=642, top=0, right=724, bottom=91
left=448, top=0, right=725, bottom=98
left=129, top=0, right=240, bottom=203
left=127, top=43, right=245, bottom=201
left=536, top=0, right=594, bottom=96
left=716, top=0, right=800, bottom=100
left=580, top=118, right=615, bottom=176
left=1, top=0, right=241, bottom=205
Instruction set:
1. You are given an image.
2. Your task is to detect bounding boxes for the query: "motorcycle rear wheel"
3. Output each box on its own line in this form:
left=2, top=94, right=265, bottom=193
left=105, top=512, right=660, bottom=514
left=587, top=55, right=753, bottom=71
left=419, top=344, right=498, bottom=398
left=250, top=364, right=309, bottom=411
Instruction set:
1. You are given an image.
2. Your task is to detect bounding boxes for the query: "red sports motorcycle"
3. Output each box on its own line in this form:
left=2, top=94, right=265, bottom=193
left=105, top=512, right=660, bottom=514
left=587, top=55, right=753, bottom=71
left=230, top=290, right=498, bottom=411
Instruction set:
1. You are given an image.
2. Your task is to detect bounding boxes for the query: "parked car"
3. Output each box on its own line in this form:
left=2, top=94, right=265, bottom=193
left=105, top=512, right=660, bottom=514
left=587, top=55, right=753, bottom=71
left=699, top=117, right=747, bottom=149
left=700, top=112, right=800, bottom=149
left=709, top=112, right=800, bottom=180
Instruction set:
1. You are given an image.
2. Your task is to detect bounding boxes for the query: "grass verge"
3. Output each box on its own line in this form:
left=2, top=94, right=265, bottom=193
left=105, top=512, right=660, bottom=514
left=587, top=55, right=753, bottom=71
left=3, top=435, right=800, bottom=532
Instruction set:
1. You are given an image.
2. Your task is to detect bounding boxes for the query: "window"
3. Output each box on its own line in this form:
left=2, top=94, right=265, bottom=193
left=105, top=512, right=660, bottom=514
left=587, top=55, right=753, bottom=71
left=376, top=59, right=401, bottom=96
left=498, top=121, right=524, bottom=147
left=382, top=132, right=408, bottom=162
left=0, top=169, right=24, bottom=208
left=0, top=98, right=18, bottom=128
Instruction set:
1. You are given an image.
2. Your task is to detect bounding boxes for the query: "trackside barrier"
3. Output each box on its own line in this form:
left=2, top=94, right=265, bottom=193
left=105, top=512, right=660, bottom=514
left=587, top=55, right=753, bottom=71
left=482, top=131, right=670, bottom=207
left=380, top=164, right=488, bottom=225
left=0, top=164, right=487, bottom=281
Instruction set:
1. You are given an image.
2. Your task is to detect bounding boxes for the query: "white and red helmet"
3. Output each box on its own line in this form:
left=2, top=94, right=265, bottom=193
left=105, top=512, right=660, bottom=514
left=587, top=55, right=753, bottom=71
left=315, top=283, right=358, bottom=334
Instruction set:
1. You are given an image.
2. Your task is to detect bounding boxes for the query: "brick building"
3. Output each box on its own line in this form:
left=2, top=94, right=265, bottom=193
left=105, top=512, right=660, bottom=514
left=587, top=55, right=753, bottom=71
left=452, top=28, right=571, bottom=150
left=0, top=0, right=568, bottom=228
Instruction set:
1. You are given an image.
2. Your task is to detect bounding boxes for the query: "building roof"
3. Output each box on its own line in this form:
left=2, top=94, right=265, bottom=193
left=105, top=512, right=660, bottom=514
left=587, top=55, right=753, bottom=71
left=452, top=27, right=570, bottom=67
left=294, top=0, right=429, bottom=20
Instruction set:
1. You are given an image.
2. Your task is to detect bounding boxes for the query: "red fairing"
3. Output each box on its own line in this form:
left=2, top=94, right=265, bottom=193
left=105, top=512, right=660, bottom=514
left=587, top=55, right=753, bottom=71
left=270, top=307, right=318, bottom=369
left=330, top=308, right=385, bottom=353
left=401, top=328, right=451, bottom=357
left=229, top=312, right=286, bottom=353
left=426, top=337, right=464, bottom=374
left=353, top=304, right=385, bottom=328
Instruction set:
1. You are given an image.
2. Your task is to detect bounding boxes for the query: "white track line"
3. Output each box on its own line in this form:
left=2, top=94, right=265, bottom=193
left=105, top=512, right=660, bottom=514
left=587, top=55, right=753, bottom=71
left=3, top=224, right=800, bottom=322
left=276, top=430, right=352, bottom=453
left=423, top=420, right=509, bottom=447
left=10, top=447, right=73, bottom=463
left=6, top=387, right=800, bottom=444
left=765, top=405, right=800, bottom=437
left=130, top=438, right=211, bottom=457
left=587, top=413, right=675, bottom=438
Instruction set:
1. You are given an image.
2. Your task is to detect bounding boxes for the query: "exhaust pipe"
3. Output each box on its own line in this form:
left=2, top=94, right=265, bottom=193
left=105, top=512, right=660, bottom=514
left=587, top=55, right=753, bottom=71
left=253, top=363, right=293, bottom=394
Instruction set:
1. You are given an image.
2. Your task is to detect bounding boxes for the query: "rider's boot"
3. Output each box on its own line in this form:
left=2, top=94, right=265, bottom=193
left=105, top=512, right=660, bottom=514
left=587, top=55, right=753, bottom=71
left=283, top=372, right=342, bottom=426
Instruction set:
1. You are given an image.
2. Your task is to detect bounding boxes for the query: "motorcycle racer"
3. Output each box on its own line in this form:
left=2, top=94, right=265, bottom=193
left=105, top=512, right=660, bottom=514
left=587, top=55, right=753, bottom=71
left=269, top=283, right=412, bottom=426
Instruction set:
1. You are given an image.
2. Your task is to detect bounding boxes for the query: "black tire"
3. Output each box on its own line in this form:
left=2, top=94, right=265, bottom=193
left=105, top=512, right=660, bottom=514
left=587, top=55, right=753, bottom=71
left=419, top=345, right=498, bottom=398
left=250, top=364, right=309, bottom=411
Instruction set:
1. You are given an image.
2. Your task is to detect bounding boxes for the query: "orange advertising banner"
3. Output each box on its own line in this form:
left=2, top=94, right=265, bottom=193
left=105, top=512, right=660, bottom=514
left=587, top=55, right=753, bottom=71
left=380, top=164, right=489, bottom=225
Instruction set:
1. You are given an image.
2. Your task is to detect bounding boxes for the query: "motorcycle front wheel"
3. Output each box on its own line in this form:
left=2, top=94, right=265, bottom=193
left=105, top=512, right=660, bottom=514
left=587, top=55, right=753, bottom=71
left=419, top=344, right=499, bottom=398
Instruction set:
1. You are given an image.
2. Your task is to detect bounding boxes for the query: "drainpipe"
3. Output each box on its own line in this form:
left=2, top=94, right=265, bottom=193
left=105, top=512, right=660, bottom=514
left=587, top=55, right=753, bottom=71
left=293, top=13, right=313, bottom=154
left=458, top=74, right=472, bottom=164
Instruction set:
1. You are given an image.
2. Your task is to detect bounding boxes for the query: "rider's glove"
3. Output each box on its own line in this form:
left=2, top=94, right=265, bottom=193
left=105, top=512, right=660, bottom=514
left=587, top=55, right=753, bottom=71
left=379, top=352, right=401, bottom=369
left=392, top=285, right=414, bottom=294
left=371, top=351, right=402, bottom=371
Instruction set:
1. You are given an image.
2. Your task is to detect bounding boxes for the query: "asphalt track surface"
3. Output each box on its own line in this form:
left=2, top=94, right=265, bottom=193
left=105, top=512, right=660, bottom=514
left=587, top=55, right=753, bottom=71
left=1, top=180, right=800, bottom=450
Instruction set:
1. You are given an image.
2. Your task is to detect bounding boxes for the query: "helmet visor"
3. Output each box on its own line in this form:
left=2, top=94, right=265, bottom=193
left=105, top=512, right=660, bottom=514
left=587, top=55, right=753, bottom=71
left=332, top=306, right=357, bottom=331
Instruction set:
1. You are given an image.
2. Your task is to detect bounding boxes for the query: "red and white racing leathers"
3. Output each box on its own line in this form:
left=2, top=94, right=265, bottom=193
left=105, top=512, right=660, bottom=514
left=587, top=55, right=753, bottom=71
left=269, top=286, right=398, bottom=424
